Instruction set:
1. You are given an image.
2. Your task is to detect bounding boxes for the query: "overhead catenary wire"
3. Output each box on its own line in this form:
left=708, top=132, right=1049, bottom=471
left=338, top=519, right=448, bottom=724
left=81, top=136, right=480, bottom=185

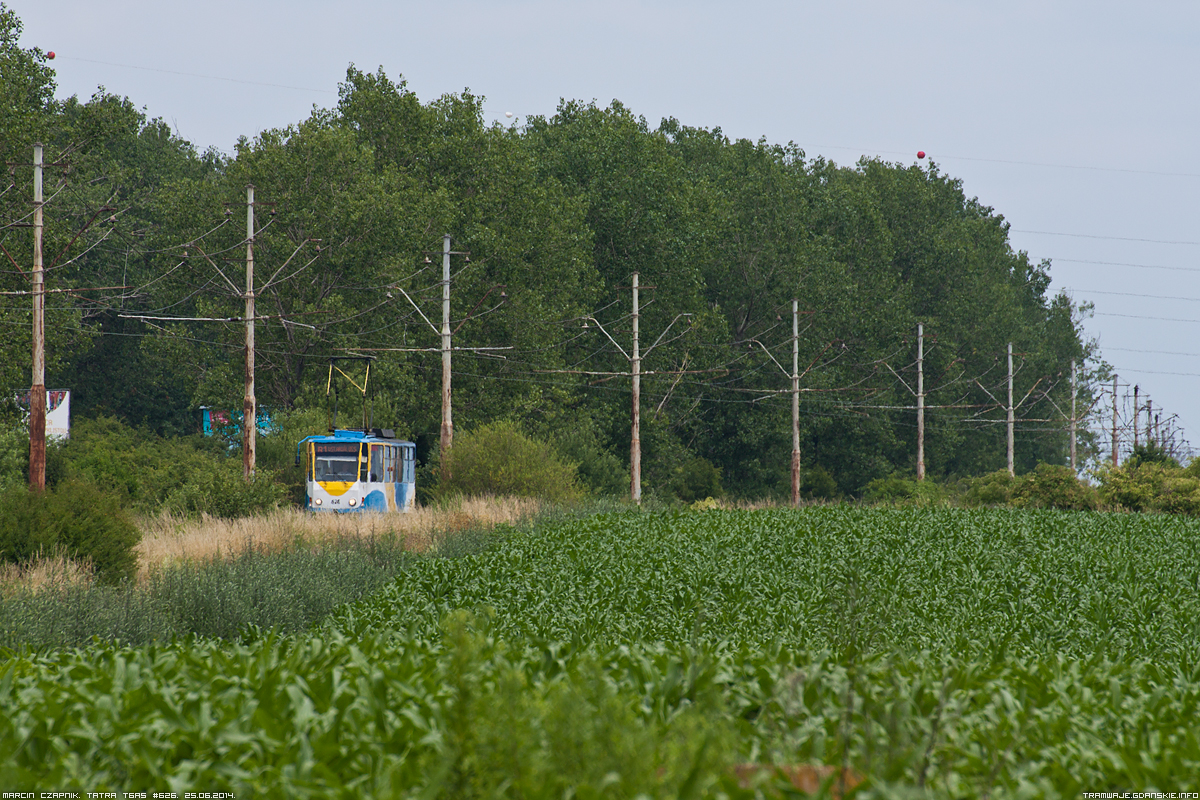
left=1052, top=257, right=1200, bottom=274
left=1067, top=288, right=1200, bottom=303
left=1016, top=230, right=1200, bottom=246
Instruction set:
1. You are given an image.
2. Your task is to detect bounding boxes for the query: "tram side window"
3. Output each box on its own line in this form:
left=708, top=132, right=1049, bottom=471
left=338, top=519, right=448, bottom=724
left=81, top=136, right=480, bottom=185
left=403, top=447, right=415, bottom=483
left=370, top=446, right=384, bottom=482
left=384, top=446, right=397, bottom=482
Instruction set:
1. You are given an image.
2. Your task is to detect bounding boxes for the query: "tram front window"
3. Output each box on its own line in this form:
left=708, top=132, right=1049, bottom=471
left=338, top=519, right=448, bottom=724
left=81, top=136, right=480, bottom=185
left=313, top=443, right=362, bottom=481
left=315, top=457, right=358, bottom=481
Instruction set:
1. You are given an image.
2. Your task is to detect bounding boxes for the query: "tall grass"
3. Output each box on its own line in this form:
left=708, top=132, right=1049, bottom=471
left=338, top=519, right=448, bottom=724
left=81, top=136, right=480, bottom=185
left=0, top=496, right=545, bottom=651
left=135, top=495, right=542, bottom=580
left=0, top=555, right=94, bottom=597
left=0, top=533, right=413, bottom=651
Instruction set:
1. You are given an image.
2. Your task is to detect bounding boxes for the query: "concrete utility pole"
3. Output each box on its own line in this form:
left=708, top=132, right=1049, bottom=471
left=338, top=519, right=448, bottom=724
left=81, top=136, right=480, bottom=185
left=917, top=323, right=925, bottom=481
left=29, top=143, right=46, bottom=492
left=1146, top=399, right=1153, bottom=446
left=574, top=273, right=694, bottom=506
left=1133, top=385, right=1140, bottom=450
left=1070, top=360, right=1077, bottom=472
left=630, top=273, right=642, bottom=504
left=386, top=234, right=505, bottom=480
left=440, top=233, right=453, bottom=472
left=791, top=299, right=801, bottom=505
left=1111, top=375, right=1119, bottom=468
left=243, top=184, right=256, bottom=479
left=1007, top=342, right=1014, bottom=477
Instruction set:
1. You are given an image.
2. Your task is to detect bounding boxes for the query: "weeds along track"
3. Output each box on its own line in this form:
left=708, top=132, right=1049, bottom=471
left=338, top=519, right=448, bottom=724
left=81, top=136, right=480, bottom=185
left=3, top=506, right=1200, bottom=796
left=0, top=497, right=544, bottom=650
left=0, top=496, right=543, bottom=594
left=134, top=496, right=542, bottom=579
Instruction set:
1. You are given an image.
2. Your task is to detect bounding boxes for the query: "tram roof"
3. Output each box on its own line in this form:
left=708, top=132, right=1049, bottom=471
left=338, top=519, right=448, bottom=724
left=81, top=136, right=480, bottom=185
left=304, top=429, right=415, bottom=447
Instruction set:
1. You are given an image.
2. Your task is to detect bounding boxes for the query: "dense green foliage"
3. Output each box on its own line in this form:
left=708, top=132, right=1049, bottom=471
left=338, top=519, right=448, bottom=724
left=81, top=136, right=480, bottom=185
left=3, top=507, right=1200, bottom=795
left=860, top=474, right=950, bottom=507
left=864, top=466, right=1105, bottom=512
left=38, top=416, right=284, bottom=517
left=1098, top=460, right=1200, bottom=515
left=0, top=5, right=1094, bottom=501
left=1009, top=463, right=1098, bottom=510
left=431, top=421, right=583, bottom=503
left=0, top=480, right=139, bottom=583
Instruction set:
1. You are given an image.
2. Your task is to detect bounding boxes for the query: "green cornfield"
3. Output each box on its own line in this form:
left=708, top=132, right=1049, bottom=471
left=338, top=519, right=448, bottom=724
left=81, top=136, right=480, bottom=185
left=3, top=506, right=1200, bottom=797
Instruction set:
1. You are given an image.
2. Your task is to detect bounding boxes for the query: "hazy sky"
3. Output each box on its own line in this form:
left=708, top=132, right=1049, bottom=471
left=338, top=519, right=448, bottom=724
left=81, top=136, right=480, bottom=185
left=15, top=0, right=1200, bottom=463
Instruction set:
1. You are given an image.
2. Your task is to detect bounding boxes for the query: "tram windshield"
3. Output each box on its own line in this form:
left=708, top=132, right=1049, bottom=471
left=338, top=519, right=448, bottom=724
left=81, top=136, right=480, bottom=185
left=313, top=443, right=361, bottom=482
left=315, top=457, right=358, bottom=481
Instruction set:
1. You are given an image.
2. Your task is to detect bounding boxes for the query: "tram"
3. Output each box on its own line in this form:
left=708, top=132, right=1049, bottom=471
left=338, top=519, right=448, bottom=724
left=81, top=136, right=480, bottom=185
left=297, top=427, right=417, bottom=512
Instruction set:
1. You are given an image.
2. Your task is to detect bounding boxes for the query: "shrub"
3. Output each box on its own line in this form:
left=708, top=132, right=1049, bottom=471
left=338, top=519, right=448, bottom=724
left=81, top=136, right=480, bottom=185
left=0, top=426, right=27, bottom=491
left=437, top=421, right=582, bottom=503
left=0, top=481, right=140, bottom=583
left=1098, top=465, right=1157, bottom=512
left=1125, top=441, right=1180, bottom=470
left=861, top=475, right=947, bottom=506
left=672, top=456, right=722, bottom=503
left=1010, top=464, right=1097, bottom=511
left=59, top=416, right=150, bottom=503
left=1156, top=472, right=1200, bottom=515
left=549, top=425, right=626, bottom=497
left=60, top=415, right=285, bottom=517
left=1097, top=463, right=1200, bottom=514
left=164, top=460, right=286, bottom=518
left=962, top=469, right=1016, bottom=507
left=800, top=465, right=839, bottom=501
left=0, top=426, right=68, bottom=491
left=1183, top=457, right=1200, bottom=480
left=0, top=487, right=57, bottom=563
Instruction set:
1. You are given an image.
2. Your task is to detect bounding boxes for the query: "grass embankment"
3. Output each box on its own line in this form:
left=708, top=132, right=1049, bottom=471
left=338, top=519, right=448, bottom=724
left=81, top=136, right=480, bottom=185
left=3, top=506, right=1200, bottom=796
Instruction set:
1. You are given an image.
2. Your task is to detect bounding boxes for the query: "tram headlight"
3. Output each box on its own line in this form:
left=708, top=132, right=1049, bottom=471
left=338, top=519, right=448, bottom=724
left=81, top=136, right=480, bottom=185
left=349, top=498, right=357, bottom=507
left=314, top=498, right=322, bottom=506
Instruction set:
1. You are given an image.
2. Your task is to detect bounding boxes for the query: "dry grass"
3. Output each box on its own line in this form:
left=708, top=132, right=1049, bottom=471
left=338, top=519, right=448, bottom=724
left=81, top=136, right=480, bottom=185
left=0, top=496, right=544, bottom=592
left=134, top=495, right=542, bottom=581
left=0, top=554, right=95, bottom=597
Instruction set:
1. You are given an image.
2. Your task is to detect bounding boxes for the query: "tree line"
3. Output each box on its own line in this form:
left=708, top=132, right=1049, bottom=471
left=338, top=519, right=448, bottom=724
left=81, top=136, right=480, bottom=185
left=0, top=5, right=1092, bottom=500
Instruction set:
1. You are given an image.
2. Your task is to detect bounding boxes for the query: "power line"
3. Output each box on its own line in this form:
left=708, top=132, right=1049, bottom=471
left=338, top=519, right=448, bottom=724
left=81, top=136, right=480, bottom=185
left=1016, top=230, right=1200, bottom=246
left=1068, top=288, right=1200, bottom=303
left=1109, top=366, right=1200, bottom=379
left=1053, top=258, right=1200, bottom=273
left=1095, top=312, right=1200, bottom=324
left=1105, top=346, right=1200, bottom=358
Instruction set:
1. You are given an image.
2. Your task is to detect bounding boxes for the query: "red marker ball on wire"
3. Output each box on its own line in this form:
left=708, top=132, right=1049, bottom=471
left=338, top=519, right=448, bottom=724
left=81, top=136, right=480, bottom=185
left=917, top=150, right=926, bottom=159
left=47, top=51, right=55, bottom=59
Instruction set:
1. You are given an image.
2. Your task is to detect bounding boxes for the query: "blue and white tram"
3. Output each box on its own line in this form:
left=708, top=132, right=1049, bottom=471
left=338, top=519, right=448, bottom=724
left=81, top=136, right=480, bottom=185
left=297, top=428, right=416, bottom=512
